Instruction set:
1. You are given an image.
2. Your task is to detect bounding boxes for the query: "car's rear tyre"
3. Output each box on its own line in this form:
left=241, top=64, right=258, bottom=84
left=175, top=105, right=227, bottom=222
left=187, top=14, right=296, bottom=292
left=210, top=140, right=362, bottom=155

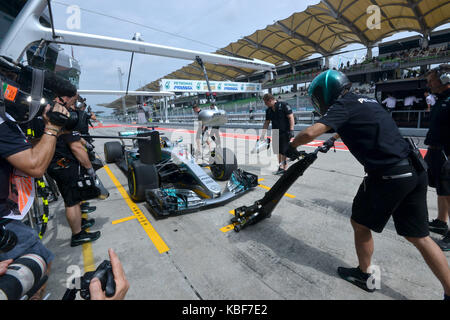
left=128, top=160, right=159, bottom=202
left=210, top=147, right=238, bottom=181
left=104, top=142, right=123, bottom=163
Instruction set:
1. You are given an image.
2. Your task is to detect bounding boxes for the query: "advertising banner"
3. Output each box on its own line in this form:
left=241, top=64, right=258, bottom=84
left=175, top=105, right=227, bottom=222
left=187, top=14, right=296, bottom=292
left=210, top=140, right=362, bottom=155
left=160, top=79, right=262, bottom=93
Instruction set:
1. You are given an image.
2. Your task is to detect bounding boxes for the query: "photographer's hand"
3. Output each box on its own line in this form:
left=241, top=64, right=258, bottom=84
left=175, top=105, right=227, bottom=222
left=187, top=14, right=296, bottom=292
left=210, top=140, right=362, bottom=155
left=6, top=104, right=66, bottom=177
left=0, top=259, right=13, bottom=276
left=89, top=249, right=129, bottom=300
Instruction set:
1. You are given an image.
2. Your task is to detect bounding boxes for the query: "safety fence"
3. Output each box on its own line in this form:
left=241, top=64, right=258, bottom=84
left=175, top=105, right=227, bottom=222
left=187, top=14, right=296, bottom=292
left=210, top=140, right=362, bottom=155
left=100, top=109, right=431, bottom=131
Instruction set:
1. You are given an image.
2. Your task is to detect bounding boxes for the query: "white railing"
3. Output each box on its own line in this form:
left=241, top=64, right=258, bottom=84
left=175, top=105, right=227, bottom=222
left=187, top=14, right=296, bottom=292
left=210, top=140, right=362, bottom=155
left=100, top=110, right=430, bottom=132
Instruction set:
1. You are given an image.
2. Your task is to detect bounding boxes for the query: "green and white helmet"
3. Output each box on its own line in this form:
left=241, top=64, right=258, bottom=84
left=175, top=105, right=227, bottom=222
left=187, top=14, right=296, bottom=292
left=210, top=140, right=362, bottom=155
left=308, top=70, right=352, bottom=116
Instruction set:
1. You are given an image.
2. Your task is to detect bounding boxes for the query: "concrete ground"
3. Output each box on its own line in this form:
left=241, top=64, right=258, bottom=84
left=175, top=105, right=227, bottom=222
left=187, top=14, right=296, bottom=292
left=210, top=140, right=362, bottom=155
left=42, top=123, right=448, bottom=300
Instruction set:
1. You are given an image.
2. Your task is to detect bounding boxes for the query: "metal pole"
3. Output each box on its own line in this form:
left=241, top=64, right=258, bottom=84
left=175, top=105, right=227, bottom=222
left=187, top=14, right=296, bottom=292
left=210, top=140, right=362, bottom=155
left=195, top=56, right=214, bottom=104
left=126, top=52, right=134, bottom=95
left=126, top=33, right=144, bottom=95
left=165, top=97, right=168, bottom=123
left=117, top=67, right=128, bottom=121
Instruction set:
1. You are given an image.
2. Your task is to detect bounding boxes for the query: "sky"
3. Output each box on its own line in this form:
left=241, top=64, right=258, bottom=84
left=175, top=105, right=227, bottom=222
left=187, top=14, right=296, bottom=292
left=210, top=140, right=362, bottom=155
left=49, top=0, right=449, bottom=115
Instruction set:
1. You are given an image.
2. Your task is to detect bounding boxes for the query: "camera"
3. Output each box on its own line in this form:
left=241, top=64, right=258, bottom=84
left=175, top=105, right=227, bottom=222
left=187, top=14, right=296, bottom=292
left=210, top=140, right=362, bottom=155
left=0, top=56, right=78, bottom=132
left=0, top=253, right=48, bottom=300
left=62, top=260, right=116, bottom=300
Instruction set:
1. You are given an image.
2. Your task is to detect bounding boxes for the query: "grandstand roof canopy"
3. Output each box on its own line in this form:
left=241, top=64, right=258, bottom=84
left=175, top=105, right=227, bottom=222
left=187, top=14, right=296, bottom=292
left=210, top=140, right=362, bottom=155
left=106, top=0, right=450, bottom=110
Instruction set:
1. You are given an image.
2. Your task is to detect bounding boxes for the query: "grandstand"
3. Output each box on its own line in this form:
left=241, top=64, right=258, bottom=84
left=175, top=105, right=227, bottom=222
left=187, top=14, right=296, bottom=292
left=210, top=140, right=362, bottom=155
left=103, top=0, right=450, bottom=132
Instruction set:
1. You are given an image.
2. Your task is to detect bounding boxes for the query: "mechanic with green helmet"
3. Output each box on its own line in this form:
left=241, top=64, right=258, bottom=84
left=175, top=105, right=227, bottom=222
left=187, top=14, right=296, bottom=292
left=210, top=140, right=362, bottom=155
left=284, top=70, right=450, bottom=300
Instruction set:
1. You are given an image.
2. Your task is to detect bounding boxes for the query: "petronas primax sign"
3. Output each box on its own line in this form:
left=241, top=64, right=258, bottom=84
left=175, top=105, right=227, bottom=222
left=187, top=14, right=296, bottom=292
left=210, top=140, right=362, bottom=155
left=160, top=79, right=262, bottom=93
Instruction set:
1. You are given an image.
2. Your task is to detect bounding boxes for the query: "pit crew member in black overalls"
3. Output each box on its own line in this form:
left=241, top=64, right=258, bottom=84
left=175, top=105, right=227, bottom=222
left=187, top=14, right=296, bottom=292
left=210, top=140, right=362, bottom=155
left=260, top=94, right=295, bottom=175
left=424, top=64, right=450, bottom=251
left=284, top=70, right=450, bottom=300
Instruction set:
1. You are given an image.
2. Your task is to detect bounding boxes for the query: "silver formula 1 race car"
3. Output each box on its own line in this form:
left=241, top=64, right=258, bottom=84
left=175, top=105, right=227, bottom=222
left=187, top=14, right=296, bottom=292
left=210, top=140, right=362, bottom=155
left=103, top=126, right=258, bottom=218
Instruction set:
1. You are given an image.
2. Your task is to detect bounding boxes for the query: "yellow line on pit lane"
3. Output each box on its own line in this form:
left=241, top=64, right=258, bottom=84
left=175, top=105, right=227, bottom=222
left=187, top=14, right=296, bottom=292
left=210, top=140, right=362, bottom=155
left=112, top=216, right=137, bottom=225
left=257, top=184, right=296, bottom=199
left=81, top=213, right=96, bottom=272
left=104, top=165, right=169, bottom=254
left=220, top=210, right=238, bottom=233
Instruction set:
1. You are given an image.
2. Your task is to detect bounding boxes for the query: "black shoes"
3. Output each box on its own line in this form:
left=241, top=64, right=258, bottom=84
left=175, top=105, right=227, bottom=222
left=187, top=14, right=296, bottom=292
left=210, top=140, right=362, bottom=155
left=428, top=219, right=450, bottom=251
left=81, top=205, right=97, bottom=214
left=81, top=218, right=95, bottom=230
left=429, top=219, right=449, bottom=236
left=70, top=230, right=101, bottom=247
left=437, top=232, right=450, bottom=252
left=337, top=266, right=376, bottom=293
left=273, top=167, right=286, bottom=175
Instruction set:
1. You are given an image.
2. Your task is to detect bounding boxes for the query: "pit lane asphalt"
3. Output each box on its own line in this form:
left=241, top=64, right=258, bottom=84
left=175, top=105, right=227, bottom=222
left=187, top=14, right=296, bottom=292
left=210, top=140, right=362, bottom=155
left=42, top=123, right=447, bottom=300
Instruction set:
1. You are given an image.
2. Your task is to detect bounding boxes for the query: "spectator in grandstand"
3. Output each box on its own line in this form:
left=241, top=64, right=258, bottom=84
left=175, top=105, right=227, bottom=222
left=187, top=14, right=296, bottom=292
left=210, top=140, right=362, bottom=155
left=404, top=95, right=419, bottom=109
left=382, top=94, right=397, bottom=112
left=424, top=90, right=436, bottom=112
left=424, top=64, right=450, bottom=252
left=286, top=69, right=450, bottom=300
left=260, top=93, right=295, bottom=175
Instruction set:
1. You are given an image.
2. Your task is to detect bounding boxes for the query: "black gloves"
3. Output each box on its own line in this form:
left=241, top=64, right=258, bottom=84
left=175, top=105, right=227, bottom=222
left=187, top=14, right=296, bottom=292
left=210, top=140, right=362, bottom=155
left=319, top=136, right=337, bottom=153
left=289, top=130, right=295, bottom=139
left=284, top=144, right=304, bottom=161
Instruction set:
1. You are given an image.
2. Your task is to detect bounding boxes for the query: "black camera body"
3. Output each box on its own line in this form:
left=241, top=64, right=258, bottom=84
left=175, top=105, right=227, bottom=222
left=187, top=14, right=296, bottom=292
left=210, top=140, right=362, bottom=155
left=0, top=57, right=79, bottom=134
left=62, top=260, right=116, bottom=300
